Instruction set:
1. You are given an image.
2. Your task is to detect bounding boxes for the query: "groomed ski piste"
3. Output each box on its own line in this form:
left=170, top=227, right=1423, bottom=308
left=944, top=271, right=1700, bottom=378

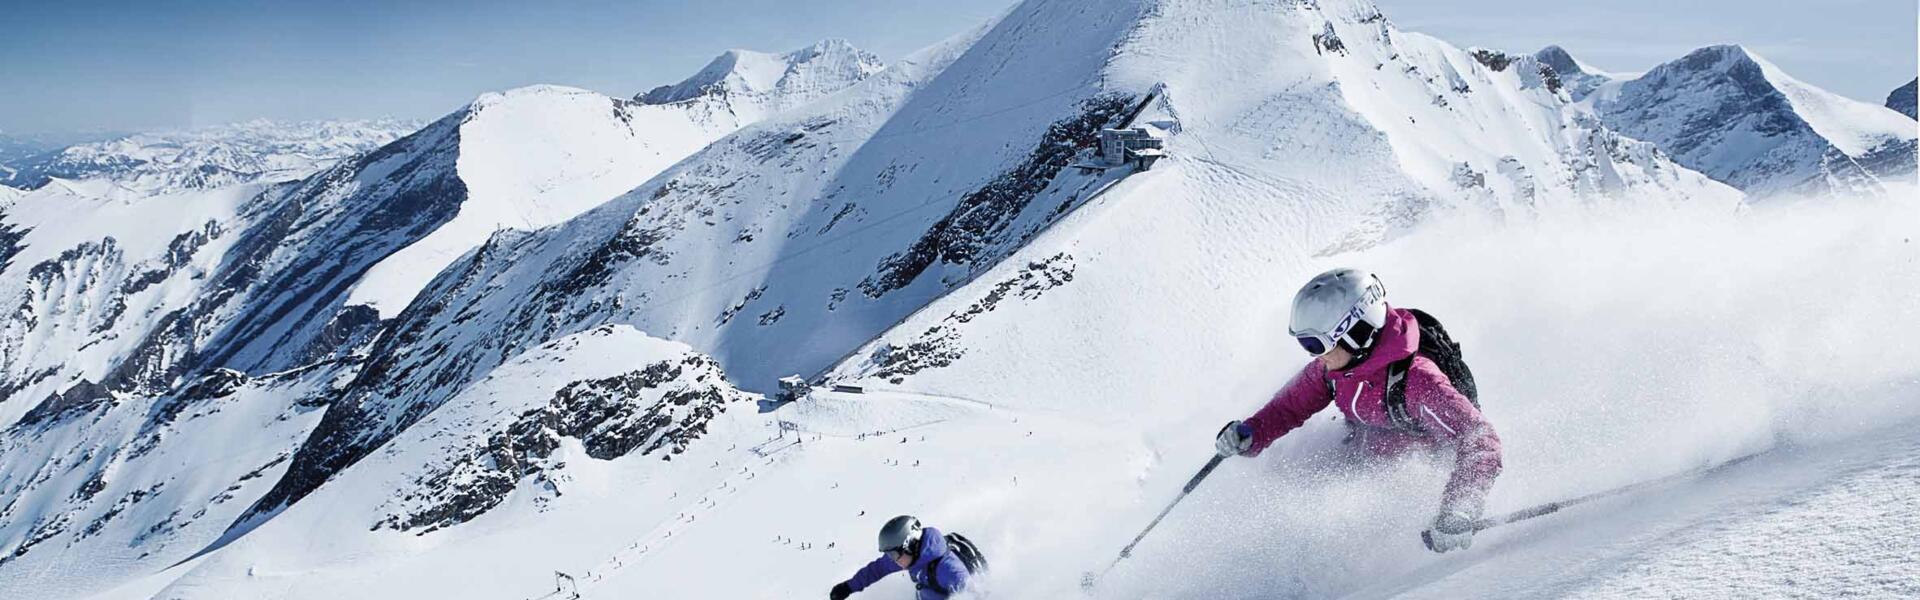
left=2, top=0, right=1915, bottom=598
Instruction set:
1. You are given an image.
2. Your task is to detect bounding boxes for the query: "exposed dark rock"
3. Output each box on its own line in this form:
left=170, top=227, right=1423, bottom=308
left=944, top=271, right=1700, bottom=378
left=71, top=472, right=107, bottom=503
left=119, top=220, right=223, bottom=299
left=553, top=225, right=672, bottom=304
left=869, top=253, right=1075, bottom=383
left=298, top=304, right=386, bottom=364
left=13, top=379, right=113, bottom=431
left=2, top=513, right=69, bottom=565
left=78, top=483, right=163, bottom=540
left=1313, top=22, right=1347, bottom=56
left=111, top=112, right=467, bottom=400
left=1538, top=62, right=1564, bottom=94
left=376, top=354, right=753, bottom=533
left=1889, top=78, right=1917, bottom=119
left=180, top=368, right=248, bottom=403
left=1470, top=49, right=1513, bottom=72
left=859, top=96, right=1129, bottom=298
left=0, top=223, right=27, bottom=272
left=131, top=368, right=251, bottom=455
left=129, top=509, right=181, bottom=547
left=717, top=286, right=767, bottom=326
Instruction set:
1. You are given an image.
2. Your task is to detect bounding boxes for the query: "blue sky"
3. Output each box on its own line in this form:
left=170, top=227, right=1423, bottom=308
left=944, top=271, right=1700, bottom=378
left=1, top=0, right=1912, bottom=134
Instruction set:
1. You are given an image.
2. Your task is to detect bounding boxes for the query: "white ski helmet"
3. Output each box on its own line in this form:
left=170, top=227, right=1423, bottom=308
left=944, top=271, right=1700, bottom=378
left=1289, top=268, right=1388, bottom=356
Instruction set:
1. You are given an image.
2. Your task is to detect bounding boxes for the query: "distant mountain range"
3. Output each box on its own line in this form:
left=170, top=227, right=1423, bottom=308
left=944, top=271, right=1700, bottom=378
left=0, top=120, right=422, bottom=195
left=1554, top=44, right=1915, bottom=198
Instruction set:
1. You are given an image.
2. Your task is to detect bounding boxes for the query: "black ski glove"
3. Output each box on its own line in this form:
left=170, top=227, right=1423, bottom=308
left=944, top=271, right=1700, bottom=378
left=830, top=581, right=853, bottom=600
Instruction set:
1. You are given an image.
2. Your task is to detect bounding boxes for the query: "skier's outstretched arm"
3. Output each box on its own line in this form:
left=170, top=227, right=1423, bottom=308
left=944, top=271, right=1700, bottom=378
left=837, top=555, right=902, bottom=597
left=1237, top=362, right=1334, bottom=456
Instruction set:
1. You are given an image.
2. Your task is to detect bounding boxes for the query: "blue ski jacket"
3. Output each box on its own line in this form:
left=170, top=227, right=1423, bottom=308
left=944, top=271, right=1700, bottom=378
left=844, top=526, right=970, bottom=599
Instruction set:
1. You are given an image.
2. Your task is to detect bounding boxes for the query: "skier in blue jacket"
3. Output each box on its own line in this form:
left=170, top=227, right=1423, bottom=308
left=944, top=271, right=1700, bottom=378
left=830, top=515, right=970, bottom=599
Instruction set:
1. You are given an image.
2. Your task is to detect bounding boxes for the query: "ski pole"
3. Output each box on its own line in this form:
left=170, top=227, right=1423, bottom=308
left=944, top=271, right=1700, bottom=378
left=1082, top=454, right=1225, bottom=592
left=1422, top=450, right=1769, bottom=548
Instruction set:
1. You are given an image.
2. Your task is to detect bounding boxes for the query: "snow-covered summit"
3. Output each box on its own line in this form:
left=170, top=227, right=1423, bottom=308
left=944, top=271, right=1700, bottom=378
left=1584, top=44, right=1917, bottom=197
left=1890, top=78, right=1917, bottom=119
left=1532, top=45, right=1614, bottom=101
left=0, top=119, right=422, bottom=195
left=638, top=39, right=885, bottom=107
left=344, top=50, right=883, bottom=318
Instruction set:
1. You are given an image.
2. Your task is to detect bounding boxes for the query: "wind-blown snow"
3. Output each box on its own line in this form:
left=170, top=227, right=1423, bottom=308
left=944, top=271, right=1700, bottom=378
left=137, top=184, right=1918, bottom=600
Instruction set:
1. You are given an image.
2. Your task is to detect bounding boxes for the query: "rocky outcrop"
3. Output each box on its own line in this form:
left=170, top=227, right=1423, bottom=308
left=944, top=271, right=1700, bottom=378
left=376, top=353, right=754, bottom=534
left=1890, top=78, right=1917, bottom=119
left=859, top=96, right=1129, bottom=298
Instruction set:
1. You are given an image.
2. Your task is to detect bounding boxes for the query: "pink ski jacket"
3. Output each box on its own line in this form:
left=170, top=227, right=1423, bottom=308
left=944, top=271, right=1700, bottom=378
left=1242, top=307, right=1502, bottom=515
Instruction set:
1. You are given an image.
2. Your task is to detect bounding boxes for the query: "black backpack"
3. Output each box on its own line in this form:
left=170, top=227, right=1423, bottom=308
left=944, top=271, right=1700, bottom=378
left=924, top=533, right=988, bottom=596
left=1380, top=309, right=1479, bottom=433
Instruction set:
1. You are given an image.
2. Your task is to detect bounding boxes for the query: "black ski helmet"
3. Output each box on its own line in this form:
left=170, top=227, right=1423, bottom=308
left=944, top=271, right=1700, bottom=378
left=877, top=515, right=922, bottom=553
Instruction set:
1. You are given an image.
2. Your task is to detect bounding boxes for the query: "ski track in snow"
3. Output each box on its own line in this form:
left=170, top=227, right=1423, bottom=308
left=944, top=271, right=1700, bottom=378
left=566, top=388, right=1026, bottom=597
left=1364, top=425, right=1920, bottom=599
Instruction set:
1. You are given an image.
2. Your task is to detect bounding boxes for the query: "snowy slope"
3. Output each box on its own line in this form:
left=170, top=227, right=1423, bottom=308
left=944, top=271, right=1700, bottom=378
left=638, top=39, right=885, bottom=108
left=0, top=37, right=879, bottom=597
left=0, top=181, right=258, bottom=427
left=122, top=326, right=767, bottom=599
left=0, top=362, right=339, bottom=599
left=7, top=1, right=1916, bottom=599
left=0, top=120, right=420, bottom=195
left=350, top=41, right=884, bottom=316
left=83, top=0, right=1761, bottom=596
left=237, top=0, right=1733, bottom=542
left=144, top=183, right=1918, bottom=600
left=0, top=39, right=880, bottom=424
left=227, top=0, right=1130, bottom=532
left=1584, top=45, right=1918, bottom=197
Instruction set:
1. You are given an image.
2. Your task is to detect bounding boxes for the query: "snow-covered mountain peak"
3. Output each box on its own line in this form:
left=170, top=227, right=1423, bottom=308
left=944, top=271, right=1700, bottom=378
left=1622, top=44, right=1911, bottom=153
left=1532, top=45, right=1614, bottom=100
left=342, top=54, right=882, bottom=318
left=467, top=84, right=603, bottom=112
left=1586, top=43, right=1916, bottom=197
left=637, top=39, right=884, bottom=106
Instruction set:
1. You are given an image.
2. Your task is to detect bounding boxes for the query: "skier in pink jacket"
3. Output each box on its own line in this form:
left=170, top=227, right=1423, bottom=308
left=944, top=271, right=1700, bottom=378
left=1214, top=268, right=1502, bottom=552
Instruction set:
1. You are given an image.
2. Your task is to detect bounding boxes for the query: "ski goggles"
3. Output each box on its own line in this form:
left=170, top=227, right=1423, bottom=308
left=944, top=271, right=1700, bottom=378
left=884, top=544, right=915, bottom=561
left=1293, top=313, right=1377, bottom=357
